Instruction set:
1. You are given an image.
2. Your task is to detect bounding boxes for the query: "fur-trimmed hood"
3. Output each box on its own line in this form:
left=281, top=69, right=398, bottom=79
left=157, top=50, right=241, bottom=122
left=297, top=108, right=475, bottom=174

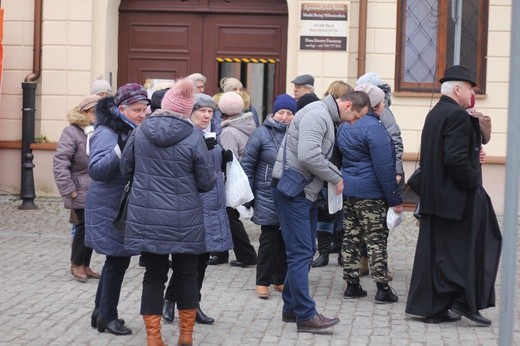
left=66, top=107, right=90, bottom=127
left=95, top=96, right=133, bottom=133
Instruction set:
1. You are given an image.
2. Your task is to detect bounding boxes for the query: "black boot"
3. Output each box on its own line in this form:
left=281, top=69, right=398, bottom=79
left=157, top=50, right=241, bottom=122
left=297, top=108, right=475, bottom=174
left=312, top=231, right=332, bottom=268
left=196, top=307, right=214, bottom=324
left=162, top=299, right=175, bottom=322
left=375, top=282, right=398, bottom=304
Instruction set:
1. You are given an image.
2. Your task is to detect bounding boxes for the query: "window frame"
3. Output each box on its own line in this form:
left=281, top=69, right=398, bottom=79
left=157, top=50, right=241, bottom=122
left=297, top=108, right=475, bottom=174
left=395, top=0, right=488, bottom=94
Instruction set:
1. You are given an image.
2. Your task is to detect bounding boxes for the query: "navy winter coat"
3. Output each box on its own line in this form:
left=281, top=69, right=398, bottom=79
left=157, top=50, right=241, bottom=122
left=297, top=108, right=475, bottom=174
left=85, top=96, right=139, bottom=257
left=242, top=115, right=287, bottom=225
left=337, top=112, right=402, bottom=207
left=120, top=110, right=216, bottom=255
left=198, top=119, right=233, bottom=252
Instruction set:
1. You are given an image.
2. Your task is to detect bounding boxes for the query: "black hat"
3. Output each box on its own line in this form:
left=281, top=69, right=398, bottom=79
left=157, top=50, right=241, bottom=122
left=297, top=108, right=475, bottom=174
left=296, top=93, right=319, bottom=111
left=291, top=74, right=314, bottom=86
left=439, top=65, right=477, bottom=87
left=150, top=88, right=170, bottom=112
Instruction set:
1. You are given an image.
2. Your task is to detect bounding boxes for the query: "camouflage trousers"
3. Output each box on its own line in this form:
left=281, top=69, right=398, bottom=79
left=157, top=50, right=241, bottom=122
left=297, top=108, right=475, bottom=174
left=341, top=197, right=390, bottom=284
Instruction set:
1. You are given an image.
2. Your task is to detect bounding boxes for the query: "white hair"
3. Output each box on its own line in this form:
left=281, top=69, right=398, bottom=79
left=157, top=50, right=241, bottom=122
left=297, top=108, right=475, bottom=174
left=440, top=80, right=464, bottom=95
left=188, top=73, right=207, bottom=84
left=305, top=84, right=315, bottom=93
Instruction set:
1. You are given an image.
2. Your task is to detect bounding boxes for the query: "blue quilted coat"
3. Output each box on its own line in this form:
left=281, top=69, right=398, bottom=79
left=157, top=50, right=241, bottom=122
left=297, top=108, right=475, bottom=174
left=120, top=109, right=216, bottom=255
left=85, top=96, right=139, bottom=257
left=241, top=115, right=288, bottom=226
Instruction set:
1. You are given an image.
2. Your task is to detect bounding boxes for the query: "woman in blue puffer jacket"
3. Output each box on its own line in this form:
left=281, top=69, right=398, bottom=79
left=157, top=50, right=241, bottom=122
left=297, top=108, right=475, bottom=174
left=85, top=83, right=150, bottom=336
left=162, top=93, right=234, bottom=325
left=120, top=78, right=216, bottom=346
left=241, top=93, right=297, bottom=299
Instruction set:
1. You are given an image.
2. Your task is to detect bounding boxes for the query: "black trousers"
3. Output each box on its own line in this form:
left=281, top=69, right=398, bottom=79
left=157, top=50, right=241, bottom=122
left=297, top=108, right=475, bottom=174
left=70, top=209, right=93, bottom=266
left=256, top=225, right=287, bottom=286
left=95, top=255, right=131, bottom=321
left=164, top=252, right=210, bottom=303
left=213, top=207, right=257, bottom=262
left=140, top=252, right=199, bottom=315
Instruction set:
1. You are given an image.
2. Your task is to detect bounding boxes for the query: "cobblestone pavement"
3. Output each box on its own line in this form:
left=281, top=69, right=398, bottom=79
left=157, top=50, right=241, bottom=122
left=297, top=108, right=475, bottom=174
left=0, top=195, right=518, bottom=345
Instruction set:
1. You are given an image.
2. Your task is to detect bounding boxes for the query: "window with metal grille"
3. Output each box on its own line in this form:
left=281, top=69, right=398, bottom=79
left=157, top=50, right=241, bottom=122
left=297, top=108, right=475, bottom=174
left=395, top=0, right=488, bottom=94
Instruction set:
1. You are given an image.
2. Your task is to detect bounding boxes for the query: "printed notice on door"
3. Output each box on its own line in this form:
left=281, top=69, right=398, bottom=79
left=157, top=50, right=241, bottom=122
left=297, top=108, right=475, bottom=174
left=299, top=2, right=348, bottom=51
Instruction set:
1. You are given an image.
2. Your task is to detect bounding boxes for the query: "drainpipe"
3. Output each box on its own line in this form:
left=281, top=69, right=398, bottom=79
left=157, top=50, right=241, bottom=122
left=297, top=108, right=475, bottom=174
left=19, top=0, right=43, bottom=210
left=357, top=0, right=368, bottom=77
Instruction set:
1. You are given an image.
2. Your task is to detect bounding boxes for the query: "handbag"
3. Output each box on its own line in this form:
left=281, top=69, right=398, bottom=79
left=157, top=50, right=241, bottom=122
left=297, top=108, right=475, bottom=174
left=407, top=166, right=422, bottom=196
left=225, top=152, right=254, bottom=208
left=113, top=180, right=132, bottom=231
left=276, top=137, right=312, bottom=198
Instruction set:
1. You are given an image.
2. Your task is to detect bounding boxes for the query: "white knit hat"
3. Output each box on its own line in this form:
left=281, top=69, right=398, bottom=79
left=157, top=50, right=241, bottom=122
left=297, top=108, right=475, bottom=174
left=90, top=77, right=112, bottom=96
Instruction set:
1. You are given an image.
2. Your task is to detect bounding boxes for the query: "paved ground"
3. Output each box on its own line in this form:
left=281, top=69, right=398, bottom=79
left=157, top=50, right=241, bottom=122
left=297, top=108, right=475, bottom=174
left=0, top=195, right=518, bottom=345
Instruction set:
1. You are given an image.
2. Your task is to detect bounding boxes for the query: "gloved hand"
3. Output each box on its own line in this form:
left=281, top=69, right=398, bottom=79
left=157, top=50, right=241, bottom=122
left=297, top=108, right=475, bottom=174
left=205, top=137, right=218, bottom=150
left=117, top=133, right=128, bottom=151
left=221, top=149, right=233, bottom=173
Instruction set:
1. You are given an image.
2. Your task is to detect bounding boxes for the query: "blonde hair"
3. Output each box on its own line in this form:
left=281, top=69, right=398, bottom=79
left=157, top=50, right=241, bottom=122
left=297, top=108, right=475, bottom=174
left=324, top=80, right=353, bottom=99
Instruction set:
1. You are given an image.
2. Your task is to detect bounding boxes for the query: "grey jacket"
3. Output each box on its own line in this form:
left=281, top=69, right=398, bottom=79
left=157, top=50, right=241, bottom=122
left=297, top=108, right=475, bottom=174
left=272, top=95, right=342, bottom=202
left=220, top=111, right=256, bottom=161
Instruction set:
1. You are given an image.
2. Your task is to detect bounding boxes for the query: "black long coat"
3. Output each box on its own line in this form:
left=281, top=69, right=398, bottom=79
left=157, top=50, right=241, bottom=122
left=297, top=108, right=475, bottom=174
left=406, top=95, right=502, bottom=317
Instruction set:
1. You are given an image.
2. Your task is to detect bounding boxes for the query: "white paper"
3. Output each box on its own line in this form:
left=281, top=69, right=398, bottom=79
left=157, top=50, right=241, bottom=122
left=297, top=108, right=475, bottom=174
left=327, top=182, right=343, bottom=214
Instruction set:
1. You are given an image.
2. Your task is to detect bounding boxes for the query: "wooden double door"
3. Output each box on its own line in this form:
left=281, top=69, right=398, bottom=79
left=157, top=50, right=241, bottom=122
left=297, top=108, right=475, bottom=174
left=118, top=1, right=288, bottom=112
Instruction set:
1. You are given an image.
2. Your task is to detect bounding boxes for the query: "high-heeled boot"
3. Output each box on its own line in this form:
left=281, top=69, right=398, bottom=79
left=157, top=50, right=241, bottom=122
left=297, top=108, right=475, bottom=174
left=178, top=309, right=196, bottom=346
left=311, top=231, right=332, bottom=268
left=143, top=315, right=166, bottom=346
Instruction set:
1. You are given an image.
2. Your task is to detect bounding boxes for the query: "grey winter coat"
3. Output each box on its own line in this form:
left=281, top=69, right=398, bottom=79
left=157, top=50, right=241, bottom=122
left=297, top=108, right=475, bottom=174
left=242, top=115, right=287, bottom=225
left=85, top=96, right=139, bottom=257
left=53, top=109, right=92, bottom=209
left=272, top=95, right=342, bottom=202
left=220, top=111, right=256, bottom=161
left=120, top=109, right=216, bottom=255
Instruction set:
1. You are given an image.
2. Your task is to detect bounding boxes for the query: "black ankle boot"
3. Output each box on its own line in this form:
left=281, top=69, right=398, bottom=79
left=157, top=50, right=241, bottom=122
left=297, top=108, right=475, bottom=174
left=162, top=299, right=175, bottom=322
left=91, top=308, right=125, bottom=329
left=97, top=316, right=132, bottom=335
left=312, top=231, right=332, bottom=268
left=375, top=283, right=398, bottom=304
left=344, top=282, right=367, bottom=299
left=196, top=307, right=214, bottom=324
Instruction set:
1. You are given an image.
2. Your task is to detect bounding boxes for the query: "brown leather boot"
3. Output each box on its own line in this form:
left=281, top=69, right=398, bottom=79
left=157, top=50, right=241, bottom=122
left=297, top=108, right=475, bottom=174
left=177, top=309, right=196, bottom=346
left=143, top=315, right=166, bottom=346
left=70, top=264, right=87, bottom=283
left=84, top=266, right=101, bottom=279
left=359, top=256, right=369, bottom=277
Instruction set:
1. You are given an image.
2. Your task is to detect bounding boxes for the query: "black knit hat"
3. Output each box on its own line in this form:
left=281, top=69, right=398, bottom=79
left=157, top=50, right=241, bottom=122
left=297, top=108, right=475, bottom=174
left=150, top=88, right=170, bottom=112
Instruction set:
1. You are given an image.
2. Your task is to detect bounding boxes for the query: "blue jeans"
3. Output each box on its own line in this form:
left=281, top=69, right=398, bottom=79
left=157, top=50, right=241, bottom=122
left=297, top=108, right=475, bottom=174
left=272, top=187, right=318, bottom=322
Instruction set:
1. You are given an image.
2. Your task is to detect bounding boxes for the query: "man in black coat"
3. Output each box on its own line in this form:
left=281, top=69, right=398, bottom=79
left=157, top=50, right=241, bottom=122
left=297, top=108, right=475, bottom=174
left=405, top=65, right=502, bottom=326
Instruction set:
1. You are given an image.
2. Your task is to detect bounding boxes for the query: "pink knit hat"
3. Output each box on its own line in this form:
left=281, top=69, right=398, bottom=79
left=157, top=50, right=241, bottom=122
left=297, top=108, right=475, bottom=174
left=161, top=78, right=195, bottom=117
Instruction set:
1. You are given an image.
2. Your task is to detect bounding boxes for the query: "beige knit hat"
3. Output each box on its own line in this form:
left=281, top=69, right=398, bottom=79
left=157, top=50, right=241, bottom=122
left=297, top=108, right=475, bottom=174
left=220, top=77, right=243, bottom=93
left=78, top=94, right=102, bottom=112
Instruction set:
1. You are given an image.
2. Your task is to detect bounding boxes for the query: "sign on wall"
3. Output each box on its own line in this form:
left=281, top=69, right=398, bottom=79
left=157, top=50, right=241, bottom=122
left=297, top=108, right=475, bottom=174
left=299, top=2, right=349, bottom=51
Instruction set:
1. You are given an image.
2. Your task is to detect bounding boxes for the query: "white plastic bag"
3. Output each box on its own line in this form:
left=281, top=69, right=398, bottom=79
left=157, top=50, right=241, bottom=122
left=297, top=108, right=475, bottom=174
left=225, top=153, right=254, bottom=208
left=327, top=182, right=343, bottom=214
left=236, top=205, right=254, bottom=219
left=386, top=208, right=404, bottom=230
